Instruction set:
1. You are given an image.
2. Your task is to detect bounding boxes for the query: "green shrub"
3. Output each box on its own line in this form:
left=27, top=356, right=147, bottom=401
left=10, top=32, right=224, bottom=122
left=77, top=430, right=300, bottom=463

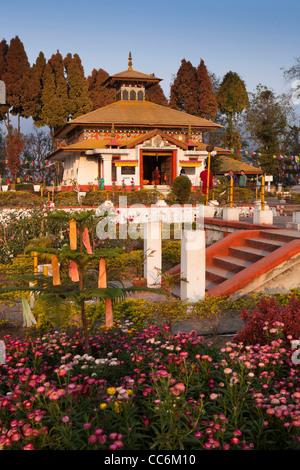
left=162, top=240, right=181, bottom=268
left=0, top=191, right=43, bottom=207
left=54, top=191, right=79, bottom=206
left=169, top=175, right=192, bottom=204
left=293, top=193, right=300, bottom=203
left=82, top=189, right=159, bottom=207
left=190, top=295, right=236, bottom=336
left=15, top=183, right=34, bottom=192
left=32, top=297, right=79, bottom=330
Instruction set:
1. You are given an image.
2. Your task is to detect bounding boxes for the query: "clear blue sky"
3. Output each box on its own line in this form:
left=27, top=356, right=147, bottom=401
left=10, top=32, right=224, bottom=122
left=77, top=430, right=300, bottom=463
left=1, top=0, right=299, bottom=133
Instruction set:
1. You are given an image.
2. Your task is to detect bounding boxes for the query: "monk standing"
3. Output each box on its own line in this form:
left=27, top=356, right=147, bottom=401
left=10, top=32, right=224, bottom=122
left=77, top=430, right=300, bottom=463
left=200, top=164, right=214, bottom=195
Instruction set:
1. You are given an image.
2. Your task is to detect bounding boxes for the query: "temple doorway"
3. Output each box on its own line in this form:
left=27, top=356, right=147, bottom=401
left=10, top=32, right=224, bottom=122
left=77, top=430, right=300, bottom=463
left=142, top=152, right=173, bottom=186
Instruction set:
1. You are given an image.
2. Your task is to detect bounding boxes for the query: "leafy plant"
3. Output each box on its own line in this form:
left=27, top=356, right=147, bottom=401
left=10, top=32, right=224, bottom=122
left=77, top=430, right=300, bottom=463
left=234, top=295, right=300, bottom=346
left=169, top=175, right=192, bottom=204
left=190, top=295, right=234, bottom=336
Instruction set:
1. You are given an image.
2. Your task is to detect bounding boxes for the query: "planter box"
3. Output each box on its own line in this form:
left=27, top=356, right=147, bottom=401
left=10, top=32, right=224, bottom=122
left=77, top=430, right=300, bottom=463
left=33, top=185, right=41, bottom=192
left=1, top=185, right=8, bottom=191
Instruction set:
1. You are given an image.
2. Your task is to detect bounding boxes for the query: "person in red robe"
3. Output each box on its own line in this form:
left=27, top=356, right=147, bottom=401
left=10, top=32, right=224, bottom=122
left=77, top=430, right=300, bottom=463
left=200, top=166, right=214, bottom=195
left=152, top=166, right=161, bottom=185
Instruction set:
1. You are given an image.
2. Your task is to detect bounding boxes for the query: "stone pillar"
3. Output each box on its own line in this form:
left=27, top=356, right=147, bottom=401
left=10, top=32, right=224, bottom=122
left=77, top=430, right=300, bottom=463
left=286, top=211, right=300, bottom=230
left=144, top=220, right=162, bottom=287
left=253, top=206, right=273, bottom=225
left=223, top=207, right=240, bottom=221
left=180, top=229, right=205, bottom=302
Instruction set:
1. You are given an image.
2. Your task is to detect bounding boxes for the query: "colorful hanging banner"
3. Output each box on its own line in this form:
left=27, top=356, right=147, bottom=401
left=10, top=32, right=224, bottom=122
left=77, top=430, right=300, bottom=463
left=229, top=148, right=300, bottom=162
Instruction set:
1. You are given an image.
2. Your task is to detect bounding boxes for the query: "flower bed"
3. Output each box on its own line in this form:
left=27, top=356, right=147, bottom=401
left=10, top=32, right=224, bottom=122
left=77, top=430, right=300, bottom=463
left=0, top=320, right=299, bottom=450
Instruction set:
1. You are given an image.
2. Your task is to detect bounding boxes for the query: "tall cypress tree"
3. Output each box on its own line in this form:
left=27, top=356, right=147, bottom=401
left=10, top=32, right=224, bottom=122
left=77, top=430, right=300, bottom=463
left=38, top=52, right=70, bottom=133
left=49, top=50, right=70, bottom=118
left=145, top=83, right=169, bottom=106
left=24, top=51, right=47, bottom=122
left=38, top=62, right=66, bottom=134
left=217, top=71, right=249, bottom=153
left=169, top=59, right=198, bottom=113
left=195, top=59, right=218, bottom=120
left=2, top=36, right=31, bottom=131
left=64, top=53, right=92, bottom=118
left=87, top=68, right=115, bottom=109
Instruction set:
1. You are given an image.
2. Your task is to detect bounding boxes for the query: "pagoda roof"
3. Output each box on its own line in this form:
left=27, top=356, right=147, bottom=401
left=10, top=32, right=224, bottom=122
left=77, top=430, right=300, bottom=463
left=215, top=155, right=263, bottom=175
left=104, top=69, right=162, bottom=87
left=55, top=100, right=222, bottom=139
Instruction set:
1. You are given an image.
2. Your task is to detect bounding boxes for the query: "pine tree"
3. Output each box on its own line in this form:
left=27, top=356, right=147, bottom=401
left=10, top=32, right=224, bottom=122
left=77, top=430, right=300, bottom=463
left=196, top=59, right=218, bottom=120
left=169, top=59, right=198, bottom=113
left=48, top=50, right=70, bottom=119
left=38, top=60, right=68, bottom=134
left=217, top=71, right=249, bottom=153
left=2, top=36, right=31, bottom=131
left=25, top=51, right=47, bottom=122
left=64, top=53, right=93, bottom=118
left=145, top=83, right=169, bottom=106
left=87, top=68, right=116, bottom=109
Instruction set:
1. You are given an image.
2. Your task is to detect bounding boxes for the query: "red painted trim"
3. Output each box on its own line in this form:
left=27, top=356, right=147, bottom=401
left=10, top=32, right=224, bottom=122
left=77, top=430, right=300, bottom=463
left=139, top=149, right=143, bottom=189
left=204, top=217, right=280, bottom=230
left=172, top=150, right=177, bottom=182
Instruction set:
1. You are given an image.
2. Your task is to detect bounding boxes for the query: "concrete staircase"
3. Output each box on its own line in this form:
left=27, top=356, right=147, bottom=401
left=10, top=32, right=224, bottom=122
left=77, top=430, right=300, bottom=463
left=205, top=229, right=300, bottom=298
left=167, top=229, right=300, bottom=299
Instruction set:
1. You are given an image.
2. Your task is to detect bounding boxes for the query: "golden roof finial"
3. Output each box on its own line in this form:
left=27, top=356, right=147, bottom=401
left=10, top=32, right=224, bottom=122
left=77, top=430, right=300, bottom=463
left=128, top=51, right=132, bottom=70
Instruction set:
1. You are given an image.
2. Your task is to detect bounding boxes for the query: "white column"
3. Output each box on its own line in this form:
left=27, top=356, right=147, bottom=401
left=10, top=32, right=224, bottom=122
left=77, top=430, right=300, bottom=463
left=144, top=220, right=162, bottom=287
left=223, top=207, right=240, bottom=221
left=253, top=206, right=273, bottom=225
left=180, top=229, right=205, bottom=302
left=102, top=155, right=112, bottom=187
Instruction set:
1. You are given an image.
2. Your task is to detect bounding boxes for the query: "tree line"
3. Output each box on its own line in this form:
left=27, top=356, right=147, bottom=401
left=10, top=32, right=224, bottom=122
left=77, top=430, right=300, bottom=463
left=0, top=35, right=299, bottom=183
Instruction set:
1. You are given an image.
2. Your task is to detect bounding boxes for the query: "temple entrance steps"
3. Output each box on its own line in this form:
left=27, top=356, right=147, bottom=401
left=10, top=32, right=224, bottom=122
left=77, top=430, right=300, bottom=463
left=205, top=229, right=300, bottom=298
left=144, top=185, right=170, bottom=195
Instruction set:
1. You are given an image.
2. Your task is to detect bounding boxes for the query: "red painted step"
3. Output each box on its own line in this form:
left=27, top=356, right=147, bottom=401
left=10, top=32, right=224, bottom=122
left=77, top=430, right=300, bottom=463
left=205, top=229, right=300, bottom=297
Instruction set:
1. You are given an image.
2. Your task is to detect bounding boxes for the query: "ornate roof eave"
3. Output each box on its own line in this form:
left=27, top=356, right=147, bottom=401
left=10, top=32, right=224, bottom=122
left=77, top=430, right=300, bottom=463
left=54, top=121, right=221, bottom=141
left=124, top=128, right=188, bottom=150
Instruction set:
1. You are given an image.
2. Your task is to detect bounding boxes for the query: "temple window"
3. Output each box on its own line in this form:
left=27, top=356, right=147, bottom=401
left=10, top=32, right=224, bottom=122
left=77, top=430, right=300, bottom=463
left=130, top=90, right=136, bottom=101
left=138, top=90, right=144, bottom=101
left=121, top=166, right=135, bottom=175
left=123, top=90, right=129, bottom=100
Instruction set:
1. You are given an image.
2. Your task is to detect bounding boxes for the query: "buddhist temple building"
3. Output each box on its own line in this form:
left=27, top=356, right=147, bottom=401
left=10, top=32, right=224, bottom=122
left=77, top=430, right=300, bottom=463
left=48, top=53, right=223, bottom=190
